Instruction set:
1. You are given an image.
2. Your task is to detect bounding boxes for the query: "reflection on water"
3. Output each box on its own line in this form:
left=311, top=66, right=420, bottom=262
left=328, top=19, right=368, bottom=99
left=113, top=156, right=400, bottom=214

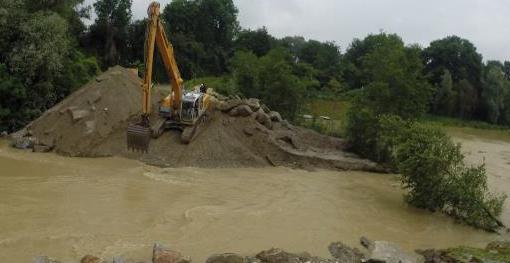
left=0, top=135, right=508, bottom=262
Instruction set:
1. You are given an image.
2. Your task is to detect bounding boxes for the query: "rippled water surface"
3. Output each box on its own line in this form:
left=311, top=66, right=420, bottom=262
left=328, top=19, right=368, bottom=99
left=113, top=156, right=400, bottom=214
left=0, top=130, right=509, bottom=262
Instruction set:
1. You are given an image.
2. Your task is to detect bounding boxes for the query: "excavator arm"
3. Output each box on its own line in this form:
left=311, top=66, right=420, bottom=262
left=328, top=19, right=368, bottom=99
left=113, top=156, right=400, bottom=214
left=141, top=1, right=183, bottom=116
left=127, top=1, right=185, bottom=152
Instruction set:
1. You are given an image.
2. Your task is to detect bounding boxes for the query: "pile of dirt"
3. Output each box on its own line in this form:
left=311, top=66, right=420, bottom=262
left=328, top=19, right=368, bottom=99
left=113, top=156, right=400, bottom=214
left=11, top=66, right=143, bottom=156
left=12, top=66, right=383, bottom=172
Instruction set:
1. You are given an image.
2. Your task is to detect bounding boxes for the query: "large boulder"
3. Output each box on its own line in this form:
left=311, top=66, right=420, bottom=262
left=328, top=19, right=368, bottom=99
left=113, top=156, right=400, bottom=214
left=229, top=105, right=253, bottom=117
left=268, top=111, right=282, bottom=122
left=81, top=255, right=104, bottom=263
left=415, top=249, right=444, bottom=263
left=244, top=98, right=261, bottom=112
left=360, top=237, right=424, bottom=263
left=328, top=242, right=364, bottom=263
left=255, top=248, right=331, bottom=263
left=153, top=243, right=191, bottom=263
left=254, top=109, right=272, bottom=130
left=33, top=256, right=61, bottom=263
left=33, top=144, right=53, bottom=153
left=206, top=253, right=245, bottom=263
left=256, top=248, right=303, bottom=263
left=217, top=99, right=243, bottom=112
left=12, top=136, right=35, bottom=149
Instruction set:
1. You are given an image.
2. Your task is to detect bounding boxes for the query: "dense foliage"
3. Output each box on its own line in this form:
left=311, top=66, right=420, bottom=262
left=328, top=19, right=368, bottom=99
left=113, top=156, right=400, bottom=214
left=0, top=0, right=99, bottom=132
left=231, top=48, right=306, bottom=120
left=344, top=34, right=510, bottom=127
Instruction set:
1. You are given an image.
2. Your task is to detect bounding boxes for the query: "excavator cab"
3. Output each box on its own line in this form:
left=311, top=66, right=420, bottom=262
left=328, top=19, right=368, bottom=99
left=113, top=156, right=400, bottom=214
left=180, top=91, right=205, bottom=124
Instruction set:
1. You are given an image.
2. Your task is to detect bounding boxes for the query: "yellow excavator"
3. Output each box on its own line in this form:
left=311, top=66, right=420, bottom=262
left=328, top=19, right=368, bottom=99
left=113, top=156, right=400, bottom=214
left=127, top=1, right=210, bottom=152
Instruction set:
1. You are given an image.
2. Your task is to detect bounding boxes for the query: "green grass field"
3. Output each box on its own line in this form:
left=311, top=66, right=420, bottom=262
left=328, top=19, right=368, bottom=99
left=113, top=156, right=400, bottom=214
left=298, top=99, right=350, bottom=137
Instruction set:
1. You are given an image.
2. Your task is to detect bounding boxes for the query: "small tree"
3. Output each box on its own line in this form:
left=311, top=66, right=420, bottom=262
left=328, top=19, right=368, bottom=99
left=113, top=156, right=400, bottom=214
left=358, top=37, right=433, bottom=119
left=375, top=116, right=507, bottom=231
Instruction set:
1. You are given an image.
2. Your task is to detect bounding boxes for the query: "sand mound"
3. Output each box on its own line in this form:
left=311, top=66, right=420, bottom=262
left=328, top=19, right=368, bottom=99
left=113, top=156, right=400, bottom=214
left=13, top=66, right=383, bottom=172
left=18, top=66, right=142, bottom=156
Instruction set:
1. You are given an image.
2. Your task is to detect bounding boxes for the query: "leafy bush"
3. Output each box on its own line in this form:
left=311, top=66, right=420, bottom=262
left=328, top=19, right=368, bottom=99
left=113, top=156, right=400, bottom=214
left=345, top=104, right=380, bottom=160
left=350, top=114, right=508, bottom=231
left=55, top=50, right=100, bottom=99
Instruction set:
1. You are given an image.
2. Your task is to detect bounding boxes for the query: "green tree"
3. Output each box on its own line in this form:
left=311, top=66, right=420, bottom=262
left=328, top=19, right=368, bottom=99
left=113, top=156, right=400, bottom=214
left=125, top=19, right=147, bottom=67
left=298, top=40, right=342, bottom=87
left=376, top=116, right=507, bottom=231
left=423, top=36, right=483, bottom=88
left=235, top=27, right=274, bottom=57
left=0, top=64, right=26, bottom=132
left=9, top=11, right=71, bottom=114
left=258, top=48, right=304, bottom=119
left=292, top=62, right=320, bottom=95
left=433, top=70, right=455, bottom=116
left=231, top=51, right=260, bottom=98
left=279, top=36, right=307, bottom=59
left=456, top=79, right=478, bottom=119
left=482, top=64, right=510, bottom=124
left=359, top=37, right=433, bottom=119
left=504, top=61, right=510, bottom=81
left=162, top=0, right=239, bottom=77
left=0, top=0, right=99, bottom=131
left=23, top=0, right=89, bottom=40
left=343, top=33, right=404, bottom=90
left=423, top=36, right=483, bottom=119
left=89, top=0, right=132, bottom=68
left=231, top=48, right=305, bottom=120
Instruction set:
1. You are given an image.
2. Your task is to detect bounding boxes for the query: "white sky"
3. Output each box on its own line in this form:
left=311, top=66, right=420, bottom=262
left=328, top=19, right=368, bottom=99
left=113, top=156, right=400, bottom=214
left=83, top=0, right=510, bottom=61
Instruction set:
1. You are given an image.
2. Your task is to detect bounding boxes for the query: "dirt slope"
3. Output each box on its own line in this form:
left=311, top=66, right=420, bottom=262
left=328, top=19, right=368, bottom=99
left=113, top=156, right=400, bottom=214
left=14, top=66, right=383, bottom=172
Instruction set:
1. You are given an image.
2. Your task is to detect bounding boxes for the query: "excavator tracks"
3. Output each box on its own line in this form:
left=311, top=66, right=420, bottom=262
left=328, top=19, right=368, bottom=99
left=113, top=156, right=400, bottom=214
left=180, top=113, right=208, bottom=144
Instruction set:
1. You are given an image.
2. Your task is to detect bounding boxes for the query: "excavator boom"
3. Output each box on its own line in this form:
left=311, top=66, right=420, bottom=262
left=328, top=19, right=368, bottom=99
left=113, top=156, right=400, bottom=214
left=127, top=1, right=185, bottom=152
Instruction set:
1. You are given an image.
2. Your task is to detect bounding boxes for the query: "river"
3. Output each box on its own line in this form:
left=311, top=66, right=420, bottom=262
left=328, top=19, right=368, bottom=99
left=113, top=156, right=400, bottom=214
left=0, top=128, right=509, bottom=262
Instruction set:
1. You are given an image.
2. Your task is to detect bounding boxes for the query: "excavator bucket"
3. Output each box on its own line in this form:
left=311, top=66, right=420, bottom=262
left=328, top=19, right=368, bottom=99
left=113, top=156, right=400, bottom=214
left=127, top=123, right=151, bottom=152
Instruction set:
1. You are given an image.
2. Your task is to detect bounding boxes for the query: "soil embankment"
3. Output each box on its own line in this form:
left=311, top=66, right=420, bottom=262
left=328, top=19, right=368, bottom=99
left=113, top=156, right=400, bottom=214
left=12, top=66, right=382, bottom=172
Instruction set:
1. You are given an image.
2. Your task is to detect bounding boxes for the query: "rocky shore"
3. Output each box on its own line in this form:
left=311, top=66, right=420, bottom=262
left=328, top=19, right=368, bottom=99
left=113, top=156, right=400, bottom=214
left=33, top=237, right=510, bottom=263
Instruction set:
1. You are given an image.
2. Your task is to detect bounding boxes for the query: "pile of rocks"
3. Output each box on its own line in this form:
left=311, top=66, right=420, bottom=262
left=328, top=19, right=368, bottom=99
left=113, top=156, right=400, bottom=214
left=217, top=97, right=284, bottom=130
left=32, top=237, right=430, bottom=263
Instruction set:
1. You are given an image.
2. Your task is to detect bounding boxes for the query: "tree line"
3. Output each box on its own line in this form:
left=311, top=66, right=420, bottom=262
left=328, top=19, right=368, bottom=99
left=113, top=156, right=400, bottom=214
left=1, top=0, right=509, bottom=129
left=342, top=33, right=507, bottom=231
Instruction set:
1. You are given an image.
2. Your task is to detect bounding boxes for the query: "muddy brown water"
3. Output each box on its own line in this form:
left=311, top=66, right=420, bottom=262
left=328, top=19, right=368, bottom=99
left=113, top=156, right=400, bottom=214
left=1, top=128, right=509, bottom=262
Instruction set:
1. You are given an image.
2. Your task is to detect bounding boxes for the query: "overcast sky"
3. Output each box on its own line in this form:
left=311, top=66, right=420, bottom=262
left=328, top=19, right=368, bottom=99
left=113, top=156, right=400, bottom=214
left=84, top=0, right=510, bottom=61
